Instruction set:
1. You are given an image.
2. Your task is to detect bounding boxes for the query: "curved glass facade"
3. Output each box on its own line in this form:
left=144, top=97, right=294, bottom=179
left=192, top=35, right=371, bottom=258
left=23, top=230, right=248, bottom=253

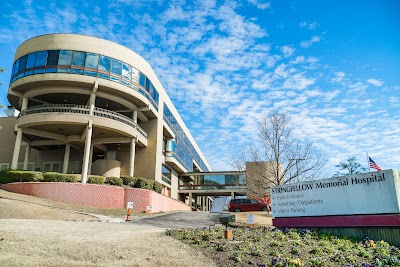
left=10, top=50, right=159, bottom=109
left=164, top=104, right=209, bottom=172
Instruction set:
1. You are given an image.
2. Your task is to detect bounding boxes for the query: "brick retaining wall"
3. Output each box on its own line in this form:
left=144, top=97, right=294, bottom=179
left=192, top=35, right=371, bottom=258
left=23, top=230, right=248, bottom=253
left=0, top=182, right=191, bottom=213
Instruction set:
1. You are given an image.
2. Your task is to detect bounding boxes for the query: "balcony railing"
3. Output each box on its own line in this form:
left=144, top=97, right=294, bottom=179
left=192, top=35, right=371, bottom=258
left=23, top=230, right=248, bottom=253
left=19, top=104, right=147, bottom=138
left=179, top=184, right=247, bottom=190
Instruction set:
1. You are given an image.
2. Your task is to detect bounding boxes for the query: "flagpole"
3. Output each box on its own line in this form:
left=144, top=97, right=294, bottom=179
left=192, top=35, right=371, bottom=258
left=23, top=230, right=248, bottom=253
left=367, top=152, right=370, bottom=173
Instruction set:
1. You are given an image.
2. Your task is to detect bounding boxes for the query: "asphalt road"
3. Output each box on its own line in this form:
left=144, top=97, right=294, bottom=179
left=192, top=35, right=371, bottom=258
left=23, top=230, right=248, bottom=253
left=135, top=211, right=223, bottom=229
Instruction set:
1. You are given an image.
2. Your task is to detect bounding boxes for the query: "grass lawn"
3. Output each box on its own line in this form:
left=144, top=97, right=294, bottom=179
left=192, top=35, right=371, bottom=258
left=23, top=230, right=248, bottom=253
left=166, top=226, right=400, bottom=267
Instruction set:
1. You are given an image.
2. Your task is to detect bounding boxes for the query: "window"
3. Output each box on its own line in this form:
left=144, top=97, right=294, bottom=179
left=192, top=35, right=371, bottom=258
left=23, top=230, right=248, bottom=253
left=71, top=51, right=85, bottom=74
left=131, top=67, right=140, bottom=83
left=58, top=50, right=73, bottom=73
left=84, top=53, right=99, bottom=76
left=12, top=59, right=20, bottom=76
left=58, top=50, right=72, bottom=65
left=139, top=73, right=146, bottom=87
left=110, top=59, right=122, bottom=82
left=98, top=55, right=110, bottom=79
left=34, top=51, right=47, bottom=74
left=26, top=53, right=37, bottom=69
left=122, top=63, right=131, bottom=79
left=46, top=50, right=60, bottom=73
left=251, top=199, right=259, bottom=204
left=232, top=199, right=241, bottom=204
left=18, top=55, right=28, bottom=73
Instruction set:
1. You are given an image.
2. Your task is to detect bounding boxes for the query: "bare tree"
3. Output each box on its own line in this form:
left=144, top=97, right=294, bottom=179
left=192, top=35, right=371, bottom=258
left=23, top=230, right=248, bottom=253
left=230, top=110, right=327, bottom=196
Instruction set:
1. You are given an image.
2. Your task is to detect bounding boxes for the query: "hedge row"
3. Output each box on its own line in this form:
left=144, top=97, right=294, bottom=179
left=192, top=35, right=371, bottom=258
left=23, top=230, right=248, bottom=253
left=120, top=176, right=162, bottom=194
left=43, top=172, right=77, bottom=183
left=0, top=170, right=163, bottom=194
left=0, top=169, right=43, bottom=184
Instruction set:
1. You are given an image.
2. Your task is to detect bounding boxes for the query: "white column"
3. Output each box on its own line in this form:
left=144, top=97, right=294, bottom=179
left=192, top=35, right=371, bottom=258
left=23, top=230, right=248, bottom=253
left=62, top=143, right=71, bottom=174
left=132, top=110, right=138, bottom=124
left=23, top=141, right=31, bottom=170
left=202, top=196, right=206, bottom=211
left=128, top=138, right=136, bottom=176
left=21, top=97, right=28, bottom=111
left=189, top=192, right=193, bottom=207
left=231, top=192, right=235, bottom=199
left=81, top=122, right=93, bottom=184
left=89, top=93, right=96, bottom=116
left=11, top=128, right=23, bottom=170
left=88, top=144, right=94, bottom=175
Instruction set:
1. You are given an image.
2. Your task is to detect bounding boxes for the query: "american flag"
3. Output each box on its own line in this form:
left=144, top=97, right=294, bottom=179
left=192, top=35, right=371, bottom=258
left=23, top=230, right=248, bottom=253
left=369, top=157, right=382, bottom=171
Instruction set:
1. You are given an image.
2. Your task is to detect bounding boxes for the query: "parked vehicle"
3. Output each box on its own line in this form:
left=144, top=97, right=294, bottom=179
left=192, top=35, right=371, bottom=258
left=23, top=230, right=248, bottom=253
left=228, top=198, right=269, bottom=212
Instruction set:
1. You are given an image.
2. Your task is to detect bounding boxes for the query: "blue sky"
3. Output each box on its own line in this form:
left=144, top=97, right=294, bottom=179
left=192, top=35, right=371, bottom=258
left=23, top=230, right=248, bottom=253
left=0, top=0, right=399, bottom=175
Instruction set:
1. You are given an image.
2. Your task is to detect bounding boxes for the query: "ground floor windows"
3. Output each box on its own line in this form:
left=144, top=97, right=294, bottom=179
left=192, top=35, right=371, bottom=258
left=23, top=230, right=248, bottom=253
left=42, top=162, right=61, bottom=173
left=162, top=164, right=172, bottom=185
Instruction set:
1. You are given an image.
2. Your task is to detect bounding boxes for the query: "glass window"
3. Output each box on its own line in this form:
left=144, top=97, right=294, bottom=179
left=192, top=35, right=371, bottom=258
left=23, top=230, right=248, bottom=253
left=139, top=73, right=146, bottom=87
left=242, top=199, right=251, bottom=204
left=35, top=51, right=47, bottom=67
left=18, top=55, right=28, bottom=73
left=84, top=53, right=99, bottom=76
left=58, top=50, right=72, bottom=65
left=71, top=51, right=85, bottom=74
left=26, top=53, right=37, bottom=69
left=111, top=59, right=122, bottom=76
left=122, top=63, right=131, bottom=80
left=46, top=50, right=60, bottom=73
left=145, top=77, right=150, bottom=92
left=98, top=55, right=110, bottom=79
left=131, top=67, right=140, bottom=83
left=72, top=51, right=85, bottom=66
left=58, top=50, right=72, bottom=73
left=12, top=60, right=20, bottom=76
left=46, top=50, right=60, bottom=66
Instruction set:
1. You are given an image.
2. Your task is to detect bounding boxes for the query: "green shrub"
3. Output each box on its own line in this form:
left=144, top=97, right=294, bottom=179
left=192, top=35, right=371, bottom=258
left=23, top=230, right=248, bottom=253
left=134, top=177, right=154, bottom=190
left=87, top=176, right=105, bottom=184
left=120, top=176, right=138, bottom=186
left=43, top=172, right=77, bottom=182
left=0, top=169, right=43, bottom=184
left=153, top=180, right=162, bottom=194
left=105, top=177, right=123, bottom=186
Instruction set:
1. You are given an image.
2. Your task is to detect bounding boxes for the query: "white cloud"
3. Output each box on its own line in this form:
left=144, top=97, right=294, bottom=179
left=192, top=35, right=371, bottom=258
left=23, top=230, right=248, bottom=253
left=332, top=72, right=346, bottom=83
left=282, top=73, right=316, bottom=90
left=299, top=21, right=319, bottom=30
left=300, top=36, right=321, bottom=48
left=280, top=45, right=295, bottom=58
left=247, top=0, right=271, bottom=10
left=367, top=79, right=384, bottom=87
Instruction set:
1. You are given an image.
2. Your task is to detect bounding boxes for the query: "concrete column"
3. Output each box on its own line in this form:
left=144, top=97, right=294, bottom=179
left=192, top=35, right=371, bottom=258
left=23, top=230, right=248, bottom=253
left=88, top=144, right=94, bottom=175
left=23, top=141, right=31, bottom=170
left=81, top=122, right=93, bottom=184
left=129, top=138, right=136, bottom=176
left=21, top=97, right=28, bottom=111
left=202, top=196, right=206, bottom=211
left=189, top=192, right=193, bottom=208
left=11, top=128, right=23, bottom=170
left=231, top=192, right=235, bottom=199
left=89, top=93, right=96, bottom=116
left=132, top=110, right=138, bottom=124
left=62, top=143, right=71, bottom=174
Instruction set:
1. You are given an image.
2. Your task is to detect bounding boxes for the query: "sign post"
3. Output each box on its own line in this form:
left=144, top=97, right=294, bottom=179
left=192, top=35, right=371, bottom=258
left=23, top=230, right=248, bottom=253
left=247, top=214, right=255, bottom=228
left=126, top=202, right=133, bottom=221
